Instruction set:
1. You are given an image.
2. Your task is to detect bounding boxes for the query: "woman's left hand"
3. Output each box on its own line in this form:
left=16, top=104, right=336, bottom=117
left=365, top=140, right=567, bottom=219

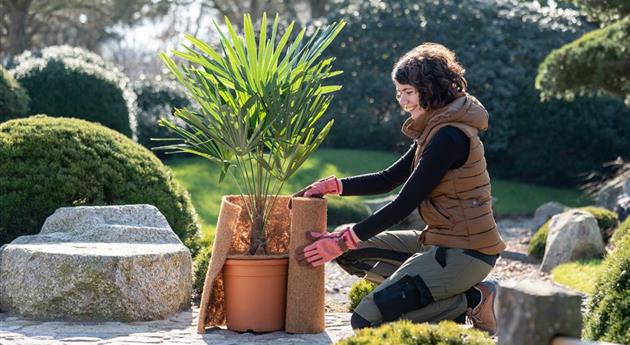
left=296, top=226, right=358, bottom=267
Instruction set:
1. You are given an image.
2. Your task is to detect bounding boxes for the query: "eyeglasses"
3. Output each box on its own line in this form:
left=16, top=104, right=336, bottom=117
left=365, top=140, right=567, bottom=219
left=395, top=88, right=418, bottom=100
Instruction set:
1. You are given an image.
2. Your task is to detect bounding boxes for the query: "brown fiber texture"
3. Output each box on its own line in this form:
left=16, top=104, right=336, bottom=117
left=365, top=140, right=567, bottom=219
left=198, top=195, right=322, bottom=333
left=285, top=197, right=327, bottom=333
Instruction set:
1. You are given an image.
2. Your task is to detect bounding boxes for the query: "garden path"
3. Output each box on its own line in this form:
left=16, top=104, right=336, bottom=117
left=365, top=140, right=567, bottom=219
left=0, top=217, right=544, bottom=344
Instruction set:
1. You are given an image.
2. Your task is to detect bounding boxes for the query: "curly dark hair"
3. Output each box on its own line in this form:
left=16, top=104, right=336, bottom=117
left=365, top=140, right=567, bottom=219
left=391, top=43, right=467, bottom=110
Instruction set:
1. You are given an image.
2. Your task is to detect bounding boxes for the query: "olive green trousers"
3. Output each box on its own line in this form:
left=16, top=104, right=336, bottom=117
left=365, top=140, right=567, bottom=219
left=336, top=230, right=496, bottom=326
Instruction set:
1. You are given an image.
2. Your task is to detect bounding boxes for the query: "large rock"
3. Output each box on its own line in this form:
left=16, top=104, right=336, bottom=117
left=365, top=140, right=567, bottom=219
left=497, top=279, right=582, bottom=345
left=540, top=210, right=605, bottom=272
left=364, top=195, right=425, bottom=230
left=0, top=205, right=192, bottom=321
left=531, top=201, right=568, bottom=234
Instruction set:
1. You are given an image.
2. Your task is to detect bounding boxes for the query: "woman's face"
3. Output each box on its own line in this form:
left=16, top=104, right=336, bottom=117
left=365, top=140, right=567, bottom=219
left=394, top=81, right=425, bottom=119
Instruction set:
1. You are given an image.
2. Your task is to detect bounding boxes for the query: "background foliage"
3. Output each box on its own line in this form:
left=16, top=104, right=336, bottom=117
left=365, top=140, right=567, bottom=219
left=321, top=0, right=630, bottom=186
left=133, top=76, right=190, bottom=151
left=0, top=116, right=201, bottom=253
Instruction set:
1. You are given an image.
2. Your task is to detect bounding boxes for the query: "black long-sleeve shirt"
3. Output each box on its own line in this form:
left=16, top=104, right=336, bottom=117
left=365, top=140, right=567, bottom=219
left=341, top=126, right=470, bottom=241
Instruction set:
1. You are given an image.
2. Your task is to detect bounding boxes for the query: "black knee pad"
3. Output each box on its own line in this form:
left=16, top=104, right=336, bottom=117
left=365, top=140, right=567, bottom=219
left=350, top=312, right=371, bottom=330
left=372, top=273, right=435, bottom=322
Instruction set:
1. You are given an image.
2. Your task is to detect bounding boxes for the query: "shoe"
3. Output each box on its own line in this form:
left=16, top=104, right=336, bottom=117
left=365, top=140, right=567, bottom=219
left=466, top=280, right=497, bottom=335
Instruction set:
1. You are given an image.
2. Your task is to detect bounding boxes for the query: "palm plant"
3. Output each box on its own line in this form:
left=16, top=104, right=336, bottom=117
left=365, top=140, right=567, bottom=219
left=157, top=14, right=345, bottom=255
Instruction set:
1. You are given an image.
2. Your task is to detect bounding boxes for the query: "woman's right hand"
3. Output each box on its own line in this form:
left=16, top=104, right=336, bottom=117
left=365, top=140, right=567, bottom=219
left=293, top=175, right=342, bottom=198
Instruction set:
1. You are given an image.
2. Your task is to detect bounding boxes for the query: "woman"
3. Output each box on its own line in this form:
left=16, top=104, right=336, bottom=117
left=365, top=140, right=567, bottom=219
left=295, top=42, right=505, bottom=334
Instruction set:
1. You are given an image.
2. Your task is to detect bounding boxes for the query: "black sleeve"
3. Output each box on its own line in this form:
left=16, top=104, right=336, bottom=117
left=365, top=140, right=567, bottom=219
left=339, top=143, right=416, bottom=196
left=352, top=126, right=469, bottom=241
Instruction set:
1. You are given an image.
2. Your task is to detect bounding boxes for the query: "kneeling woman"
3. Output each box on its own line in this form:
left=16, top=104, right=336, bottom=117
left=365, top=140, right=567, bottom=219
left=295, top=42, right=505, bottom=335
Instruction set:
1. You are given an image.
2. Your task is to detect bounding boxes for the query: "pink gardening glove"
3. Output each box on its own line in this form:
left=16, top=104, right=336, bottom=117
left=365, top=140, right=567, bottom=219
left=297, top=226, right=358, bottom=267
left=293, top=176, right=342, bottom=198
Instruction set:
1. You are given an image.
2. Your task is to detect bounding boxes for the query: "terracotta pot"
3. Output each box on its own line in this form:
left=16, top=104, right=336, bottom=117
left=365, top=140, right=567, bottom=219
left=223, top=256, right=289, bottom=332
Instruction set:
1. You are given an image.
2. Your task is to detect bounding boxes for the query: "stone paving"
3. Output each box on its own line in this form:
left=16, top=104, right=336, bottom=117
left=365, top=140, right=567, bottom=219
left=0, top=218, right=541, bottom=345
left=0, top=307, right=354, bottom=345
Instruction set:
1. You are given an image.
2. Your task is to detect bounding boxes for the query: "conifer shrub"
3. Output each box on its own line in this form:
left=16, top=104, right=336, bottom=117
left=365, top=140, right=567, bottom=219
left=0, top=116, right=201, bottom=253
left=334, top=320, right=494, bottom=345
left=529, top=207, right=618, bottom=259
left=0, top=65, right=29, bottom=120
left=9, top=46, right=138, bottom=139
left=611, top=216, right=630, bottom=246
left=583, top=233, right=630, bottom=344
left=349, top=279, right=375, bottom=311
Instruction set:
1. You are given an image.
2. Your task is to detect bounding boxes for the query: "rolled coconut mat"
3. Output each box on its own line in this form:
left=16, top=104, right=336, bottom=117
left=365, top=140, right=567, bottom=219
left=197, top=195, right=326, bottom=334
left=285, top=197, right=326, bottom=333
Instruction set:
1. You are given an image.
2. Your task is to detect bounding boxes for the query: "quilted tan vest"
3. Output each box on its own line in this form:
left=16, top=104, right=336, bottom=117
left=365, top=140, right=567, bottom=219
left=413, top=98, right=506, bottom=255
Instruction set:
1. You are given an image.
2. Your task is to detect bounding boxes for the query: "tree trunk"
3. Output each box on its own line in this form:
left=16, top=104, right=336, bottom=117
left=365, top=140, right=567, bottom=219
left=6, top=0, right=32, bottom=59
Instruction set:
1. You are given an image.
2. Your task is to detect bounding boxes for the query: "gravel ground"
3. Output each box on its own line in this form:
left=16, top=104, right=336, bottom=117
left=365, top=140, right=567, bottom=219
left=324, top=217, right=549, bottom=312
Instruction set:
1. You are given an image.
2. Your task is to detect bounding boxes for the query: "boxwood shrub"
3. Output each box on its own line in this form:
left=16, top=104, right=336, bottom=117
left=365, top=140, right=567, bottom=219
left=0, top=116, right=201, bottom=253
left=349, top=279, right=375, bottom=311
left=583, top=232, right=630, bottom=344
left=334, top=320, right=494, bottom=345
left=528, top=207, right=618, bottom=259
left=0, top=65, right=29, bottom=120
left=133, top=77, right=190, bottom=151
left=9, top=46, right=138, bottom=139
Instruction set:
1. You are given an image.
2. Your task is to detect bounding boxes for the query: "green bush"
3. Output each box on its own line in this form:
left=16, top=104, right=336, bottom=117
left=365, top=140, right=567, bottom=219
left=611, top=216, right=630, bottom=246
left=192, top=245, right=212, bottom=294
left=529, top=220, right=550, bottom=259
left=583, top=231, right=630, bottom=344
left=0, top=116, right=201, bottom=253
left=0, top=65, right=29, bottom=120
left=133, top=77, right=190, bottom=151
left=349, top=279, right=375, bottom=311
left=334, top=320, right=494, bottom=345
left=529, top=207, right=618, bottom=258
left=10, top=46, right=138, bottom=139
left=323, top=0, right=630, bottom=186
left=327, top=197, right=371, bottom=227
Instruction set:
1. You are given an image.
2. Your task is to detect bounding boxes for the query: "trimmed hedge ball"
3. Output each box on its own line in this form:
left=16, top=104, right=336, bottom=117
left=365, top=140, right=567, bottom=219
left=0, top=65, right=29, bottom=120
left=10, top=46, right=138, bottom=139
left=0, top=116, right=201, bottom=253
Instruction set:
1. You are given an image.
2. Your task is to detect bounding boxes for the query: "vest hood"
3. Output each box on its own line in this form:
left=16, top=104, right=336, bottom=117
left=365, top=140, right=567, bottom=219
left=427, top=94, right=489, bottom=133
